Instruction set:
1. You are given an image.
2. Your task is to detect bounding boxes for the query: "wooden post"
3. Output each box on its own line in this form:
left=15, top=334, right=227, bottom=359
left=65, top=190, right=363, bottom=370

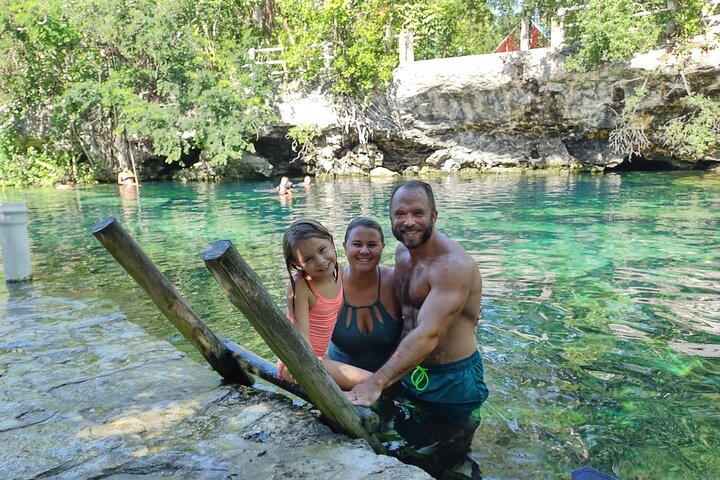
left=91, top=217, right=253, bottom=386
left=202, top=240, right=384, bottom=453
left=405, top=29, right=414, bottom=63
left=398, top=28, right=414, bottom=64
left=223, top=340, right=380, bottom=433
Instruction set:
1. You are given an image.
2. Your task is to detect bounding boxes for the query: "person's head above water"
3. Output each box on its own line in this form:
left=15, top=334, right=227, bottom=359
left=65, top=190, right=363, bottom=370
left=344, top=217, right=384, bottom=245
left=389, top=180, right=438, bottom=249
left=343, top=217, right=385, bottom=273
left=282, top=218, right=339, bottom=288
left=390, top=180, right=436, bottom=214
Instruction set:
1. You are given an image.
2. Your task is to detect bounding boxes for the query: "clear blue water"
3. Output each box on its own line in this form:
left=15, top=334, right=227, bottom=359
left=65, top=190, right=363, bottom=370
left=1, top=172, right=719, bottom=478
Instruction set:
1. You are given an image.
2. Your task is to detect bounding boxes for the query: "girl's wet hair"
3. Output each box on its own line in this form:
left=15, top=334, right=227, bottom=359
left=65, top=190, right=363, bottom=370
left=282, top=219, right=339, bottom=292
left=344, top=217, right=385, bottom=245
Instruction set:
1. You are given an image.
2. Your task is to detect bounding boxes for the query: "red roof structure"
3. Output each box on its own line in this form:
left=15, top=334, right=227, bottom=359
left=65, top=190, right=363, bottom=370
left=494, top=21, right=550, bottom=53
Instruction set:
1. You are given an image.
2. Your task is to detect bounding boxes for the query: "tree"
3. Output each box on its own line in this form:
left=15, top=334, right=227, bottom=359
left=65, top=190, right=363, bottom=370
left=0, top=0, right=277, bottom=185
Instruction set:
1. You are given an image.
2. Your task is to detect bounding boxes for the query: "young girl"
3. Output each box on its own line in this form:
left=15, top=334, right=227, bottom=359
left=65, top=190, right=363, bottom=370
left=280, top=219, right=372, bottom=390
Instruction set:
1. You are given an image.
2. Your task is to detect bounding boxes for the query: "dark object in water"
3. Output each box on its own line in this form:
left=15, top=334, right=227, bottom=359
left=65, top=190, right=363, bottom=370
left=376, top=390, right=483, bottom=479
left=572, top=467, right=619, bottom=480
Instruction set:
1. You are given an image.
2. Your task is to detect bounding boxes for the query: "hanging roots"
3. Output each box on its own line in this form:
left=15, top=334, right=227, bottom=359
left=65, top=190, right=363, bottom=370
left=609, top=122, right=650, bottom=157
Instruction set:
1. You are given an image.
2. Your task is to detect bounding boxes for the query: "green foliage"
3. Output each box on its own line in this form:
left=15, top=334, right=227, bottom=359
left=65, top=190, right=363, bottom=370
left=286, top=123, right=321, bottom=161
left=397, top=0, right=499, bottom=59
left=276, top=0, right=396, bottom=98
left=0, top=0, right=716, bottom=185
left=565, top=0, right=665, bottom=71
left=0, top=0, right=276, bottom=184
left=661, top=93, right=720, bottom=160
left=673, top=0, right=705, bottom=38
left=275, top=0, right=507, bottom=100
left=0, top=127, right=95, bottom=186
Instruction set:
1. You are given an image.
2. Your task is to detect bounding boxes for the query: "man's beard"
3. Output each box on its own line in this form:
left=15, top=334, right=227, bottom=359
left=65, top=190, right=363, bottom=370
left=393, top=219, right=434, bottom=249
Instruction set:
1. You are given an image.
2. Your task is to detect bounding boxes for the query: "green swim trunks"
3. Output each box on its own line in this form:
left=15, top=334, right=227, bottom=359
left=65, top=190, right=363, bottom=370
left=400, top=350, right=489, bottom=423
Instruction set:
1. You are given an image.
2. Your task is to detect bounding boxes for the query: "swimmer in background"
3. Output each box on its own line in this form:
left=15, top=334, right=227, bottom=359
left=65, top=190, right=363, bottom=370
left=276, top=176, right=293, bottom=195
left=117, top=166, right=137, bottom=186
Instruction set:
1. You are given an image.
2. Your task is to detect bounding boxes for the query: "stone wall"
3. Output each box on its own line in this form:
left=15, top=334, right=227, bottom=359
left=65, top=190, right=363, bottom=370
left=264, top=42, right=720, bottom=176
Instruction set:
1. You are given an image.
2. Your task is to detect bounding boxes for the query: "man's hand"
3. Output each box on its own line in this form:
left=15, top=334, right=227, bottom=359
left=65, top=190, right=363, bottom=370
left=344, top=380, right=382, bottom=406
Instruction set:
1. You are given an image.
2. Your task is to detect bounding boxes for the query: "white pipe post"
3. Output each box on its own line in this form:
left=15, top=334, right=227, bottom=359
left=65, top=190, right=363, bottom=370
left=0, top=203, right=32, bottom=283
left=406, top=29, right=414, bottom=63
left=520, top=10, right=530, bottom=51
left=551, top=8, right=566, bottom=50
left=398, top=29, right=407, bottom=64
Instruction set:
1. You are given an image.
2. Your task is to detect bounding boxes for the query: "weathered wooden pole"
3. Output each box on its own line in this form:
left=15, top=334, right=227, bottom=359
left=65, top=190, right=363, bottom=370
left=223, top=339, right=380, bottom=434
left=223, top=339, right=308, bottom=401
left=91, top=217, right=253, bottom=386
left=520, top=7, right=530, bottom=51
left=202, top=240, right=384, bottom=453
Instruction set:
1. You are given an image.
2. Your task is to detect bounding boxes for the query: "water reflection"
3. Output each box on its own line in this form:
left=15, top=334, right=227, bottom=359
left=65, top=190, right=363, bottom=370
left=1, top=172, right=719, bottom=478
left=119, top=184, right=141, bottom=219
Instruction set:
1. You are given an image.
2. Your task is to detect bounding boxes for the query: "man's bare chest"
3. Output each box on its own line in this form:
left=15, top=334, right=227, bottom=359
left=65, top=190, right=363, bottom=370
left=395, top=261, right=431, bottom=308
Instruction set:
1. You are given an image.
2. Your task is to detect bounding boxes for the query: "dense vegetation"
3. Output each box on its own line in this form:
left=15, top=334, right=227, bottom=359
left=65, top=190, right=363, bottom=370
left=0, top=0, right=276, bottom=186
left=0, top=0, right=715, bottom=186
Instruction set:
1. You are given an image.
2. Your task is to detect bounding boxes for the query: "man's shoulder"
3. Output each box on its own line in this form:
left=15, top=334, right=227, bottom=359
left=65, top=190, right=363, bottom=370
left=429, top=250, right=475, bottom=276
left=428, top=235, right=477, bottom=278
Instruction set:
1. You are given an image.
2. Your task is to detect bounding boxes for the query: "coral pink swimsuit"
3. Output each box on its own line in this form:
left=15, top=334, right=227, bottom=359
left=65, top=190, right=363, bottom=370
left=278, top=276, right=343, bottom=377
left=304, top=276, right=344, bottom=355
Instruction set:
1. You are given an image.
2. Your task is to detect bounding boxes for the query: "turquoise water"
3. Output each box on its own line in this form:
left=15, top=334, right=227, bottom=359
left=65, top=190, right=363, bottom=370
left=1, top=172, right=719, bottom=478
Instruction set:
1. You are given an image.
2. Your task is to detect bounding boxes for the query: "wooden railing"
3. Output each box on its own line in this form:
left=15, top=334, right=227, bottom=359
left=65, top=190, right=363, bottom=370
left=248, top=46, right=286, bottom=76
left=246, top=42, right=334, bottom=77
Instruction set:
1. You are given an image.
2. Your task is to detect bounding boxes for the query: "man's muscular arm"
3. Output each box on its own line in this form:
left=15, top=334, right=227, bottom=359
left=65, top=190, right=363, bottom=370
left=344, top=257, right=475, bottom=405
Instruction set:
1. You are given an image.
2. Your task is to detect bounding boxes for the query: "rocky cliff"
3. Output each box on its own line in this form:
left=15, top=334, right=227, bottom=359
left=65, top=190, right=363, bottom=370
left=259, top=41, right=720, bottom=177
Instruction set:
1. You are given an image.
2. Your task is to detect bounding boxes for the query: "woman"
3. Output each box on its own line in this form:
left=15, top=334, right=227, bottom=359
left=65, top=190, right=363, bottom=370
left=117, top=166, right=137, bottom=185
left=328, top=217, right=402, bottom=372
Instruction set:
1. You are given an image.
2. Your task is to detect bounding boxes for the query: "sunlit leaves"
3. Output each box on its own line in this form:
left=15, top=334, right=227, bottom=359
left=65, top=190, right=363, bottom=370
left=0, top=0, right=276, bottom=185
left=565, top=0, right=664, bottom=71
left=661, top=93, right=720, bottom=160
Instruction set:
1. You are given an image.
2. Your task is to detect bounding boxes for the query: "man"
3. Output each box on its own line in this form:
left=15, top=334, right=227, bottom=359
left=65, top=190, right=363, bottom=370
left=345, top=179, right=488, bottom=423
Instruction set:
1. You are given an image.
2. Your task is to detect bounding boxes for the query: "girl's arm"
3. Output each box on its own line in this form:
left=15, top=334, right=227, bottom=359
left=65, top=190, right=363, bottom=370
left=286, top=277, right=312, bottom=346
left=281, top=278, right=312, bottom=383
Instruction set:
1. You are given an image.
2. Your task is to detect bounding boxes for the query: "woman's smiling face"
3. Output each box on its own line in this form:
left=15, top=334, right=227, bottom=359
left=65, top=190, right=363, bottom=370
left=294, top=236, right=337, bottom=279
left=344, top=226, right=384, bottom=273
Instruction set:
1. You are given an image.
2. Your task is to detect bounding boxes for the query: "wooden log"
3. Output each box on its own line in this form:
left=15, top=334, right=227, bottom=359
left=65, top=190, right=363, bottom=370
left=202, top=240, right=384, bottom=453
left=223, top=339, right=308, bottom=401
left=223, top=340, right=380, bottom=433
left=92, top=217, right=253, bottom=386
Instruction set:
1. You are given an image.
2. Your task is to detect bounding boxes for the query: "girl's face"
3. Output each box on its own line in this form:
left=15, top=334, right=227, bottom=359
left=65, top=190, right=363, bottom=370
left=344, top=226, right=384, bottom=273
left=294, top=236, right=337, bottom=279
